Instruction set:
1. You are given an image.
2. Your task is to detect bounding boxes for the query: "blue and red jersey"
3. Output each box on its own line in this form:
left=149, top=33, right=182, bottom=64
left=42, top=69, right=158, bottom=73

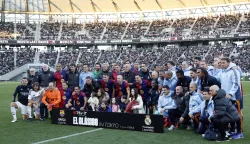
left=98, top=79, right=115, bottom=98
left=54, top=70, right=67, bottom=90
left=133, top=80, right=151, bottom=100
left=114, top=81, right=129, bottom=98
left=71, top=92, right=86, bottom=108
left=59, top=88, right=71, bottom=108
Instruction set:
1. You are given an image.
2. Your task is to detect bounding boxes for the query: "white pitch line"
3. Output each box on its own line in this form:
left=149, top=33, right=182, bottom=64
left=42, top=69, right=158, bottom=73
left=32, top=128, right=103, bottom=144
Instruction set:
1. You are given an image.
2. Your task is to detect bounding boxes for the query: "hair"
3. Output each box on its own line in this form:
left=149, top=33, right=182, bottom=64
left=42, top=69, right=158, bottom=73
left=151, top=79, right=159, bottom=89
left=194, top=56, right=202, bottom=61
left=98, top=88, right=106, bottom=97
left=200, top=60, right=208, bottom=64
left=32, top=82, right=40, bottom=91
left=83, top=64, right=89, bottom=67
left=91, top=92, right=97, bottom=97
left=220, top=57, right=231, bottom=63
left=203, top=88, right=210, bottom=93
left=190, top=82, right=197, bottom=89
left=74, top=86, right=80, bottom=90
left=102, top=73, right=109, bottom=77
left=162, top=85, right=170, bottom=90
left=29, top=68, right=36, bottom=72
left=95, top=63, right=101, bottom=67
left=135, top=74, right=141, bottom=78
left=131, top=88, right=139, bottom=100
left=197, top=67, right=208, bottom=76
left=22, top=77, right=29, bottom=81
left=190, top=68, right=197, bottom=73
left=176, top=70, right=184, bottom=76
left=154, top=64, right=160, bottom=68
left=86, top=76, right=92, bottom=80
left=168, top=61, right=175, bottom=66
left=70, top=63, right=76, bottom=67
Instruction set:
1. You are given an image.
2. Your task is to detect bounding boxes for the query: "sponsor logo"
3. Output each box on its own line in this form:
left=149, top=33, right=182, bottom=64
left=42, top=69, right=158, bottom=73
left=142, top=126, right=154, bottom=132
left=99, top=122, right=120, bottom=128
left=73, top=117, right=98, bottom=126
left=60, top=110, right=65, bottom=117
left=144, top=115, right=152, bottom=125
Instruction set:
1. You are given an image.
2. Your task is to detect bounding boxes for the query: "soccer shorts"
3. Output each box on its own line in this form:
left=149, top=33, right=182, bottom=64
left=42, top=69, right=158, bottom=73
left=15, top=101, right=28, bottom=115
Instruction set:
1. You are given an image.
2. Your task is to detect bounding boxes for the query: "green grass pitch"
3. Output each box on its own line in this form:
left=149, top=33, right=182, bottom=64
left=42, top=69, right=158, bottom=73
left=0, top=82, right=249, bottom=144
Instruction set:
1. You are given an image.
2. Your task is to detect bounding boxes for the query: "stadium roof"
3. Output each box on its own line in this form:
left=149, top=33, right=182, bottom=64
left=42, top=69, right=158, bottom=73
left=0, top=0, right=250, bottom=13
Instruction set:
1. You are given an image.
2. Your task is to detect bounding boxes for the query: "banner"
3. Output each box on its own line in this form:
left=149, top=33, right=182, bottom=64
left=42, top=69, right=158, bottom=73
left=52, top=109, right=164, bottom=133
left=4, top=33, right=250, bottom=45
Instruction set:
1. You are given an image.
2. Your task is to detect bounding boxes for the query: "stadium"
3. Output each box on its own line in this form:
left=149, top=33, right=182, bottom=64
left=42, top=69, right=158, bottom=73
left=0, top=0, right=249, bottom=143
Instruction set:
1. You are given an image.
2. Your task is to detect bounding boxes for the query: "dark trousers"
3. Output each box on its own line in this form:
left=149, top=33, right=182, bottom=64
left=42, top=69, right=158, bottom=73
left=40, top=103, right=50, bottom=119
left=213, top=119, right=227, bottom=137
left=168, top=109, right=191, bottom=125
left=230, top=100, right=243, bottom=133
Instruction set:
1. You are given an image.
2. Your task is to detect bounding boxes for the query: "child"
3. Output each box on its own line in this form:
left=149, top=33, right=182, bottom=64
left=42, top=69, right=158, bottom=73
left=87, top=92, right=99, bottom=111
left=98, top=101, right=112, bottom=112
left=111, top=97, right=121, bottom=112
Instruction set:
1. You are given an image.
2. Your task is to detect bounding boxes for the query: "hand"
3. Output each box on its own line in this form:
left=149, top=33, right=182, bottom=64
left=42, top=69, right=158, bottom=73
left=80, top=107, right=85, bottom=111
left=131, top=106, right=135, bottom=110
left=50, top=104, right=54, bottom=107
left=179, top=117, right=184, bottom=123
left=72, top=92, right=76, bottom=96
left=208, top=118, right=211, bottom=123
left=68, top=103, right=72, bottom=107
left=225, top=94, right=231, bottom=99
left=65, top=104, right=69, bottom=108
left=160, top=108, right=165, bottom=113
left=46, top=104, right=51, bottom=109
left=189, top=114, right=194, bottom=119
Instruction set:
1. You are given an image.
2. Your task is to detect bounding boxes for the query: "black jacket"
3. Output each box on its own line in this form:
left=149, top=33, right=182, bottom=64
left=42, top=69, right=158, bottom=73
left=176, top=76, right=191, bottom=93
left=200, top=75, right=221, bottom=91
left=28, top=72, right=39, bottom=86
left=38, top=69, right=54, bottom=87
left=173, top=93, right=190, bottom=118
left=122, top=71, right=136, bottom=84
left=66, top=69, right=80, bottom=90
left=210, top=89, right=240, bottom=124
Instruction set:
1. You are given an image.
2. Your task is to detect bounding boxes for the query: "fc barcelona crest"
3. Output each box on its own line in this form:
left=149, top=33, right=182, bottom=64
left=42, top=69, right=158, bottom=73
left=60, top=110, right=65, bottom=117
left=144, top=115, right=152, bottom=125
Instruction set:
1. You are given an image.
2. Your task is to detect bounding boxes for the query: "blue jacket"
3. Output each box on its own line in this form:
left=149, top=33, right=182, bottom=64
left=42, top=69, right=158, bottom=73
left=207, top=66, right=214, bottom=76
left=79, top=72, right=94, bottom=90
left=183, top=66, right=192, bottom=77
left=189, top=97, right=214, bottom=119
left=189, top=91, right=204, bottom=112
left=157, top=92, right=176, bottom=113
left=219, top=63, right=241, bottom=101
left=212, top=68, right=222, bottom=81
left=163, top=76, right=178, bottom=93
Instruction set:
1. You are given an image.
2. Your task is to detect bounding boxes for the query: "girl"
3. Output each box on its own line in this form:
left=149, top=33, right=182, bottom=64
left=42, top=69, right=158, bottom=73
left=97, top=88, right=110, bottom=104
left=111, top=97, right=121, bottom=112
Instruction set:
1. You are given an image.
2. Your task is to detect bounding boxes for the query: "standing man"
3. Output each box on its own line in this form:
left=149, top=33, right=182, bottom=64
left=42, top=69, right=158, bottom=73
left=164, top=71, right=178, bottom=93
left=193, top=56, right=202, bottom=68
left=27, top=68, right=39, bottom=86
left=190, top=68, right=200, bottom=90
left=200, top=60, right=214, bottom=76
left=40, top=82, right=61, bottom=121
left=79, top=64, right=94, bottom=90
left=182, top=61, right=192, bottom=77
left=220, top=57, right=243, bottom=139
left=122, top=64, right=136, bottom=86
left=66, top=63, right=80, bottom=91
left=54, top=63, right=67, bottom=91
left=176, top=70, right=191, bottom=93
left=83, top=76, right=99, bottom=98
left=10, top=77, right=31, bottom=122
left=93, top=63, right=102, bottom=80
left=139, top=63, right=152, bottom=81
left=167, top=61, right=177, bottom=77
left=197, top=67, right=220, bottom=91
left=98, top=73, right=115, bottom=100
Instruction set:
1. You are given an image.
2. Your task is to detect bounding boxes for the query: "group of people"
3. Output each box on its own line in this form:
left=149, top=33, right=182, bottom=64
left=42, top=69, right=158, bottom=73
left=10, top=54, right=244, bottom=142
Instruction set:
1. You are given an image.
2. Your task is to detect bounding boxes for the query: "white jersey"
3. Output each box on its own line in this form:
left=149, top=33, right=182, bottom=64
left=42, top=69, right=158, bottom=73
left=28, top=89, right=44, bottom=104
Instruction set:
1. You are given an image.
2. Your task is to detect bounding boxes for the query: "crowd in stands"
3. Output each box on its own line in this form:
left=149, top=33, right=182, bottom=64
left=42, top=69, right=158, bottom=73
left=1, top=14, right=250, bottom=41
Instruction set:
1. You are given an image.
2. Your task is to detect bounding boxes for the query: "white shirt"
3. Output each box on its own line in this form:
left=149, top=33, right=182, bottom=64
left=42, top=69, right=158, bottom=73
left=28, top=88, right=44, bottom=104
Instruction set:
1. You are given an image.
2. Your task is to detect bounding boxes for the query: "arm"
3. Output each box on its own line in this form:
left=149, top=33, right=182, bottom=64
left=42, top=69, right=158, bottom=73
left=42, top=92, right=48, bottom=105
left=157, top=97, right=162, bottom=113
left=189, top=102, right=202, bottom=115
left=12, top=86, right=19, bottom=102
left=164, top=99, right=177, bottom=110
left=79, top=74, right=83, bottom=90
left=53, top=90, right=61, bottom=106
left=210, top=99, right=227, bottom=119
left=133, top=96, right=144, bottom=109
left=83, top=97, right=87, bottom=109
left=228, top=71, right=239, bottom=96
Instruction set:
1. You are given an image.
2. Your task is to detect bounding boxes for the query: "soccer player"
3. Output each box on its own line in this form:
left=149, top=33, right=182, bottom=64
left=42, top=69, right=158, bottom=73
left=176, top=70, right=191, bottom=93
left=133, top=75, right=151, bottom=113
left=83, top=76, right=99, bottom=98
left=181, top=61, right=192, bottom=77
left=97, top=73, right=115, bottom=100
left=193, top=56, right=202, bottom=68
left=79, top=64, right=94, bottom=90
left=220, top=57, right=243, bottom=139
left=27, top=68, right=39, bottom=86
left=69, top=86, right=87, bottom=111
left=10, top=77, right=31, bottom=122
left=60, top=82, right=72, bottom=109
left=27, top=82, right=45, bottom=121
left=200, top=60, right=214, bottom=76
left=114, top=75, right=130, bottom=111
left=122, top=64, right=136, bottom=86
left=40, top=82, right=61, bottom=121
left=66, top=63, right=80, bottom=90
left=139, top=63, right=152, bottom=81
left=164, top=71, right=178, bottom=93
left=54, top=63, right=67, bottom=91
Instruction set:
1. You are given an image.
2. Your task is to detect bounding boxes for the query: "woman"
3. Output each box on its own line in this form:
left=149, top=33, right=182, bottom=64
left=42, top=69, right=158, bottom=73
left=97, top=88, right=110, bottom=104
left=126, top=88, right=145, bottom=114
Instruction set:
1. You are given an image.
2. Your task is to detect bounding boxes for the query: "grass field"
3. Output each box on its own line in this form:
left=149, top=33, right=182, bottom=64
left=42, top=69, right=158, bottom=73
left=0, top=82, right=249, bottom=144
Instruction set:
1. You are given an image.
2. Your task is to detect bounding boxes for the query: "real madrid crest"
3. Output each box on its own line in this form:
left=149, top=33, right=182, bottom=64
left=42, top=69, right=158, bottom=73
left=144, top=115, right=152, bottom=126
left=60, top=110, right=65, bottom=117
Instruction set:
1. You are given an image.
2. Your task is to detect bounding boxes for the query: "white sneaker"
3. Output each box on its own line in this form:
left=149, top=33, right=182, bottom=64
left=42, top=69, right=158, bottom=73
left=168, top=125, right=176, bottom=131
left=187, top=126, right=192, bottom=130
left=11, top=119, right=17, bottom=123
